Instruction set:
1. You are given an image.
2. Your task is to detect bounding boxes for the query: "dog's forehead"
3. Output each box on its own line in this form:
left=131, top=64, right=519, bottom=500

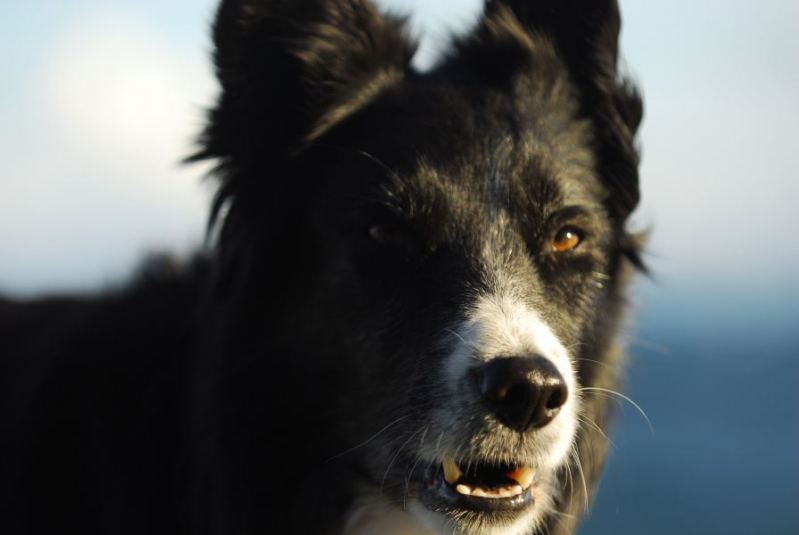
left=343, top=82, right=605, bottom=216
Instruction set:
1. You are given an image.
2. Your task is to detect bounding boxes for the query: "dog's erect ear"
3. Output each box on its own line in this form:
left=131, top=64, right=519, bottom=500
left=482, top=0, right=623, bottom=79
left=448, top=0, right=642, bottom=220
left=198, top=0, right=415, bottom=163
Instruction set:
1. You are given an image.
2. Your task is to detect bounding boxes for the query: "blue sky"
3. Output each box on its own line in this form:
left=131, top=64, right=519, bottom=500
left=2, top=0, right=798, bottom=296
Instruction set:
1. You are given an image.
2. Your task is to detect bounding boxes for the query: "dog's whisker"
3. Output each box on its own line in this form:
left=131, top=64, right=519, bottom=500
left=548, top=507, right=579, bottom=535
left=380, top=425, right=427, bottom=497
left=443, top=328, right=467, bottom=345
left=357, top=150, right=401, bottom=181
left=573, top=356, right=614, bottom=372
left=628, top=336, right=671, bottom=356
left=569, top=445, right=590, bottom=512
left=403, top=426, right=430, bottom=511
left=325, top=415, right=410, bottom=463
left=577, top=415, right=614, bottom=448
left=579, top=387, right=655, bottom=435
left=563, top=456, right=576, bottom=501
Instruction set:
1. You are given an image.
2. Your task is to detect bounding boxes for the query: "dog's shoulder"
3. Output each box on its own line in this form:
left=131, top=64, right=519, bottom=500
left=0, top=256, right=207, bottom=533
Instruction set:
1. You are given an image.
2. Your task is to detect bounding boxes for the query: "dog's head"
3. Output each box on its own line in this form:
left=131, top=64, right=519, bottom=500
left=198, top=1, right=642, bottom=533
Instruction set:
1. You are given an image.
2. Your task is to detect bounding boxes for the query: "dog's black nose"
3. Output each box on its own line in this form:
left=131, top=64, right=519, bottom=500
left=474, top=356, right=568, bottom=432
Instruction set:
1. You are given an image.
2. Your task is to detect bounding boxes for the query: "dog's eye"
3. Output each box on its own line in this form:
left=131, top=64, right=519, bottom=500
left=368, top=224, right=422, bottom=257
left=551, top=226, right=583, bottom=253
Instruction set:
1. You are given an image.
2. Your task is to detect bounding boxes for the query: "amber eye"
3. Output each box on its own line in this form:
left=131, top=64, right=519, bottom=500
left=551, top=226, right=583, bottom=252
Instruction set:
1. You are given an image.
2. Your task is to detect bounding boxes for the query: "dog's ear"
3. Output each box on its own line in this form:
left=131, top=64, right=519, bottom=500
left=446, top=0, right=642, bottom=220
left=197, top=0, right=415, bottom=163
left=482, top=0, right=623, bottom=79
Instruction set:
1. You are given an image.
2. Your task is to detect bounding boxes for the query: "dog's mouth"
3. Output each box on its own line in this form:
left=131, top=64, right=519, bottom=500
left=421, top=456, right=535, bottom=513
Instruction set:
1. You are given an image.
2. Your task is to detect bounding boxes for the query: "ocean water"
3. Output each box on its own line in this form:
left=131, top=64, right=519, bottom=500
left=581, top=281, right=799, bottom=534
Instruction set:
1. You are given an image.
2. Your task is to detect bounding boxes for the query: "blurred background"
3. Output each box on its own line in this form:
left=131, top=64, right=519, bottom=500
left=1, top=1, right=797, bottom=533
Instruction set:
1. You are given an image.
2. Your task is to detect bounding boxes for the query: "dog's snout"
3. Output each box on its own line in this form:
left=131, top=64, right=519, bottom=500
left=473, top=356, right=568, bottom=432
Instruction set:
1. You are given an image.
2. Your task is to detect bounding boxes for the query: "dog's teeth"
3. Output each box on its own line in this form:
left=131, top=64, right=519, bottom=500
left=506, top=466, right=535, bottom=490
left=505, top=485, right=523, bottom=497
left=445, top=460, right=531, bottom=499
left=454, top=483, right=524, bottom=499
left=442, top=457, right=463, bottom=485
left=455, top=484, right=472, bottom=496
left=471, top=487, right=488, bottom=498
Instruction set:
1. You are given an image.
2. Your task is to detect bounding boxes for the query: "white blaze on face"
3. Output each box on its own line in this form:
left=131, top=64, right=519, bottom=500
left=346, top=293, right=581, bottom=535
left=445, top=292, right=579, bottom=468
left=446, top=293, right=575, bottom=388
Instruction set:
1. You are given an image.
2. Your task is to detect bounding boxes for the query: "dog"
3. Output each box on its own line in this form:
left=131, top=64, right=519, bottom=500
left=0, top=1, right=643, bottom=534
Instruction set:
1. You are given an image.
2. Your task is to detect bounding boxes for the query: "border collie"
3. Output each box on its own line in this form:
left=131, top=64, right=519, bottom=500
left=0, top=1, right=644, bottom=534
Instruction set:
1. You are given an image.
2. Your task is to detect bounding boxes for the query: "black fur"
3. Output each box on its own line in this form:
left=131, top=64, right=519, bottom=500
left=0, top=1, right=643, bottom=533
